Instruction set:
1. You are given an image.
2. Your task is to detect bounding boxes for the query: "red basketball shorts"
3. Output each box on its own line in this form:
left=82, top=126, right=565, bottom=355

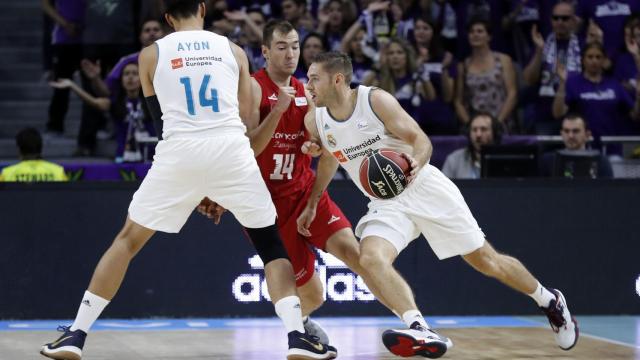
left=274, top=185, right=351, bottom=286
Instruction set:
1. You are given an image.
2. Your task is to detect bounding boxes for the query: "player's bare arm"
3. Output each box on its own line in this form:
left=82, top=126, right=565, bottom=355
left=297, top=148, right=340, bottom=236
left=138, top=43, right=158, bottom=97
left=301, top=108, right=322, bottom=156
left=370, top=88, right=433, bottom=177
left=230, top=41, right=252, bottom=123
left=243, top=78, right=296, bottom=156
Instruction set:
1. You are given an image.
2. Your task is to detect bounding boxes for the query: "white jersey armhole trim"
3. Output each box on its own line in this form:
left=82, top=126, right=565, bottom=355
left=152, top=42, right=160, bottom=83
left=227, top=38, right=240, bottom=75
left=367, top=87, right=386, bottom=126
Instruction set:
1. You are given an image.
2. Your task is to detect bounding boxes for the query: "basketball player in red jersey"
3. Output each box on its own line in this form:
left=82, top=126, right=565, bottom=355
left=198, top=20, right=392, bottom=346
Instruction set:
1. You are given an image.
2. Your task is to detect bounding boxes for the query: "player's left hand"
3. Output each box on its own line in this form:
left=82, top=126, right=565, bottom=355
left=297, top=204, right=317, bottom=237
left=401, top=153, right=420, bottom=183
left=196, top=197, right=227, bottom=225
left=301, top=140, right=322, bottom=157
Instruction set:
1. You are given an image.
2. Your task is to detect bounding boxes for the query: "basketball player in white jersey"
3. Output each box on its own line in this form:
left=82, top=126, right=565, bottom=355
left=298, top=52, right=578, bottom=358
left=40, top=2, right=336, bottom=360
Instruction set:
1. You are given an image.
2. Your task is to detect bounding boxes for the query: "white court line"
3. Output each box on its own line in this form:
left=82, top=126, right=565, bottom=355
left=580, top=332, right=640, bottom=349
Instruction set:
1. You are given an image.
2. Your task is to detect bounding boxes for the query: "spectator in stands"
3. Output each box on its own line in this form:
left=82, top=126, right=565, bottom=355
left=224, top=9, right=267, bottom=72
left=49, top=62, right=154, bottom=163
left=317, top=0, right=355, bottom=51
left=340, top=25, right=375, bottom=87
left=615, top=16, right=640, bottom=95
left=74, top=0, right=139, bottom=157
left=523, top=1, right=580, bottom=135
left=454, top=19, right=517, bottom=132
left=410, top=15, right=457, bottom=134
left=0, top=128, right=67, bottom=182
left=281, top=0, right=312, bottom=41
left=502, top=0, right=540, bottom=67
left=294, top=33, right=328, bottom=83
left=370, top=38, right=436, bottom=121
left=406, top=0, right=457, bottom=55
left=42, top=0, right=85, bottom=137
left=358, top=0, right=397, bottom=60
left=577, top=0, right=640, bottom=61
left=455, top=1, right=508, bottom=57
left=442, top=112, right=502, bottom=179
left=539, top=113, right=613, bottom=177
left=81, top=19, right=165, bottom=100
left=553, top=42, right=640, bottom=155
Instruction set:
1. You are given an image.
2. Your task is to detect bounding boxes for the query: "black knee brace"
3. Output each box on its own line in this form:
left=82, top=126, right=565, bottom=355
left=244, top=224, right=290, bottom=265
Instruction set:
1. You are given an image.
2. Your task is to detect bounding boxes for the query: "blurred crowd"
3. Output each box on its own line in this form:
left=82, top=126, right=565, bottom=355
left=35, top=0, right=640, bottom=167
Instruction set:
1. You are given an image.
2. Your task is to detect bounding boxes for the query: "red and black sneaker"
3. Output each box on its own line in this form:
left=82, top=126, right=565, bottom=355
left=541, top=288, right=579, bottom=350
left=382, top=322, right=452, bottom=358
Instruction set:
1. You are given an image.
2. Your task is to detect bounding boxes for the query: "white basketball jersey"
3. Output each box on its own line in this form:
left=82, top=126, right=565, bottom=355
left=153, top=30, right=245, bottom=139
left=316, top=86, right=413, bottom=198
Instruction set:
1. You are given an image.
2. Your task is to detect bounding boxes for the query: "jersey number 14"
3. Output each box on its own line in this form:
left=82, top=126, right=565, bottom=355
left=179, top=75, right=219, bottom=115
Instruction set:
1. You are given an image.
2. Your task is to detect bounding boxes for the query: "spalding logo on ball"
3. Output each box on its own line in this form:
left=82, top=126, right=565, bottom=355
left=359, top=149, right=411, bottom=199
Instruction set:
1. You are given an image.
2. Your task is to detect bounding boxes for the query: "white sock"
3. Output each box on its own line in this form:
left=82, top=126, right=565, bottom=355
left=529, top=282, right=556, bottom=307
left=402, top=309, right=429, bottom=329
left=70, top=291, right=110, bottom=333
left=275, top=296, right=305, bottom=333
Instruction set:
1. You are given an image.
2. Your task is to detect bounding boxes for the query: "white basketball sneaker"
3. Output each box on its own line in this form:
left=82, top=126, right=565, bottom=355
left=541, top=288, right=579, bottom=350
left=303, top=317, right=330, bottom=345
left=382, top=322, right=452, bottom=358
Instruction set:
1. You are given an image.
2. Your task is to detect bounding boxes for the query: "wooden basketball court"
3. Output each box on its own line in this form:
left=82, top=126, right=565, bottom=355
left=2, top=317, right=636, bottom=359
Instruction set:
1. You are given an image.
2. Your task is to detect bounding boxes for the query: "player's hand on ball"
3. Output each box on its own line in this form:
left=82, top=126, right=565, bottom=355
left=301, top=140, right=322, bottom=157
left=401, top=153, right=419, bottom=183
left=196, top=197, right=227, bottom=225
left=297, top=204, right=317, bottom=237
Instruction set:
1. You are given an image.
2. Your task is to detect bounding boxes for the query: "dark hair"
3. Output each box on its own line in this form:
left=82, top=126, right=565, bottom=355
left=262, top=19, right=296, bottom=47
left=581, top=41, right=606, bottom=58
left=467, top=17, right=492, bottom=35
left=299, top=32, right=328, bottom=68
left=16, top=127, right=42, bottom=157
left=163, top=0, right=201, bottom=19
left=283, top=0, right=307, bottom=6
left=563, top=112, right=589, bottom=130
left=312, top=51, right=353, bottom=84
left=466, top=111, right=502, bottom=160
left=411, top=15, right=444, bottom=61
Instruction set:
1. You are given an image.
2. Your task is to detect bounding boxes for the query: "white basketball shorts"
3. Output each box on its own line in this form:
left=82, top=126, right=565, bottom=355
left=355, top=164, right=485, bottom=259
left=129, top=133, right=276, bottom=233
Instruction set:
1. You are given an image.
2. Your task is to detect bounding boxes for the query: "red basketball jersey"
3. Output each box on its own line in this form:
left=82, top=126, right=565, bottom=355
left=252, top=69, right=314, bottom=199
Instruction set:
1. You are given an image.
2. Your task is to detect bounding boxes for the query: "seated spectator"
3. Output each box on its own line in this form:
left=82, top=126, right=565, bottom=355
left=294, top=32, right=328, bottom=83
left=523, top=1, right=580, bottom=135
left=410, top=15, right=457, bottom=135
left=539, top=113, right=613, bottom=177
left=454, top=19, right=517, bottom=132
left=0, top=128, right=67, bottom=182
left=369, top=38, right=436, bottom=121
left=553, top=42, right=640, bottom=154
left=49, top=63, right=155, bottom=163
left=442, top=112, right=502, bottom=179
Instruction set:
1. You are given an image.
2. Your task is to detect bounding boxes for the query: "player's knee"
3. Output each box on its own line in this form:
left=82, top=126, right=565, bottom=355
left=112, top=234, right=144, bottom=258
left=359, top=250, right=391, bottom=271
left=471, top=252, right=502, bottom=278
left=245, top=225, right=290, bottom=265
